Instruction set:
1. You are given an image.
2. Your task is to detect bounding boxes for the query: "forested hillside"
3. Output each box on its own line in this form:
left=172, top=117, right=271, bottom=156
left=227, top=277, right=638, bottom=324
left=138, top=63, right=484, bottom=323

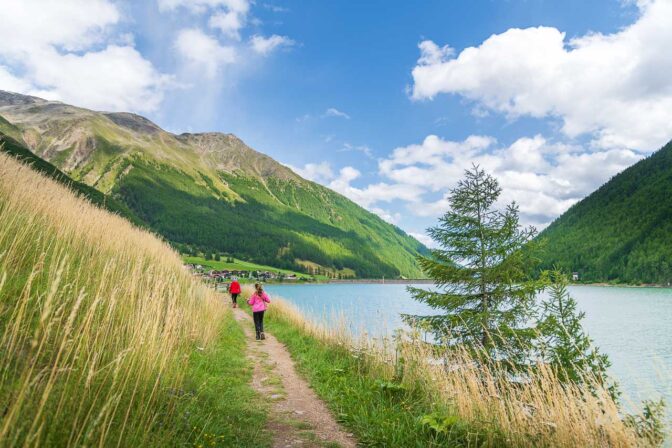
left=0, top=90, right=425, bottom=278
left=538, top=139, right=672, bottom=284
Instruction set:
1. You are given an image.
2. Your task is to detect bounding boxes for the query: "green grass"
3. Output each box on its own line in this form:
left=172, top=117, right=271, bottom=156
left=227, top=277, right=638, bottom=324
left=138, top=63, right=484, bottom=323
left=0, top=152, right=252, bottom=446
left=174, top=313, right=271, bottom=447
left=0, top=150, right=271, bottom=447
left=183, top=255, right=323, bottom=280
left=262, top=312, right=484, bottom=447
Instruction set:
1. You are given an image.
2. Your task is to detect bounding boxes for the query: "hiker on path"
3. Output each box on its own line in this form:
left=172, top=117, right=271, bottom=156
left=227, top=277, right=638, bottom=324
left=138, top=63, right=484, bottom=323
left=229, top=276, right=241, bottom=308
left=248, top=283, right=271, bottom=340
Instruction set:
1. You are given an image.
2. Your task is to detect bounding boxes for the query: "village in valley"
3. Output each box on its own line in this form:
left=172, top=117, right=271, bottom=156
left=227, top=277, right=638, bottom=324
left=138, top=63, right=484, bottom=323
left=181, top=253, right=359, bottom=284
left=185, top=263, right=301, bottom=284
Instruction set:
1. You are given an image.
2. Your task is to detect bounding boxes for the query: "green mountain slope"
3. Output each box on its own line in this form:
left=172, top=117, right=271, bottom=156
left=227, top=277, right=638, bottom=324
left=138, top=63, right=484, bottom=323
left=0, top=120, right=141, bottom=225
left=0, top=90, right=426, bottom=278
left=538, top=140, right=672, bottom=284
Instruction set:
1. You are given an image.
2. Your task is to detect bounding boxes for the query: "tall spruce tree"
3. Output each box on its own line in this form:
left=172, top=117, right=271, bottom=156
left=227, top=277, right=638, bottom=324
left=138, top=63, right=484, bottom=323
left=404, top=165, right=544, bottom=363
left=537, top=269, right=617, bottom=398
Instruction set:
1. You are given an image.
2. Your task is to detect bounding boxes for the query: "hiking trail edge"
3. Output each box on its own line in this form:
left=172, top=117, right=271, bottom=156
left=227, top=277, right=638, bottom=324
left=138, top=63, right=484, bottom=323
left=233, top=308, right=357, bottom=448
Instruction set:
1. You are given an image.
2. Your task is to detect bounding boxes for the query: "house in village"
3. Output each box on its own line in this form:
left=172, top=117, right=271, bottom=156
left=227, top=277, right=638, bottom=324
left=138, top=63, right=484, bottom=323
left=184, top=263, right=301, bottom=283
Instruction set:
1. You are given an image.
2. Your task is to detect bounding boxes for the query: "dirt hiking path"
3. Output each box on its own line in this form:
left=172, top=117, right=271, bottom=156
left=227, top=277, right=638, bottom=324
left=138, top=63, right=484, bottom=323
left=233, top=308, right=357, bottom=448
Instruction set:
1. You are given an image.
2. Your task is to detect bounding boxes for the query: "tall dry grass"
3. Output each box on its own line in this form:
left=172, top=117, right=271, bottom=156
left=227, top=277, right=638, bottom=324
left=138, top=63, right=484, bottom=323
left=266, top=294, right=657, bottom=447
left=0, top=153, right=226, bottom=446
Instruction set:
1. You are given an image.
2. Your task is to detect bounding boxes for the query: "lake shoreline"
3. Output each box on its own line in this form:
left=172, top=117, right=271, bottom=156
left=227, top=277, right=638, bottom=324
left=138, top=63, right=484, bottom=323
left=267, top=294, right=660, bottom=446
left=331, top=280, right=672, bottom=288
left=325, top=280, right=672, bottom=288
left=267, top=282, right=672, bottom=428
left=327, top=279, right=434, bottom=284
left=574, top=282, right=672, bottom=289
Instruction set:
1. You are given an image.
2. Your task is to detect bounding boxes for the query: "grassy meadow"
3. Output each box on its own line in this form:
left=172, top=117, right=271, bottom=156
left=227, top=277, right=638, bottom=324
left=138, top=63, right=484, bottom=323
left=255, top=290, right=660, bottom=447
left=0, top=153, right=264, bottom=447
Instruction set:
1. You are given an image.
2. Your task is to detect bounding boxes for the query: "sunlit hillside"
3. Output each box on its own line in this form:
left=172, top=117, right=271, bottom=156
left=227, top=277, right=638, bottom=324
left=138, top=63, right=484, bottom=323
left=0, top=152, right=225, bottom=446
left=0, top=91, right=426, bottom=278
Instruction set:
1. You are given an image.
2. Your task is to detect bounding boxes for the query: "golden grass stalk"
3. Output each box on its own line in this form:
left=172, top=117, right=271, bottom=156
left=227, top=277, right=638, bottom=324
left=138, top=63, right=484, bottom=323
left=265, top=293, right=657, bottom=447
left=0, top=153, right=226, bottom=446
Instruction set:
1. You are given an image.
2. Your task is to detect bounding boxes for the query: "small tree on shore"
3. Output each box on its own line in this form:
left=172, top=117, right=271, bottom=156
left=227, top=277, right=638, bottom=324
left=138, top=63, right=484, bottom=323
left=537, top=269, right=618, bottom=398
left=404, top=165, right=544, bottom=364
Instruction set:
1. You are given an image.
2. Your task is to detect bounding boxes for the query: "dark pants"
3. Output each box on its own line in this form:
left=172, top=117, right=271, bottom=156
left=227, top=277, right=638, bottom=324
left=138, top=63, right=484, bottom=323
left=253, top=311, right=265, bottom=337
left=231, top=293, right=238, bottom=304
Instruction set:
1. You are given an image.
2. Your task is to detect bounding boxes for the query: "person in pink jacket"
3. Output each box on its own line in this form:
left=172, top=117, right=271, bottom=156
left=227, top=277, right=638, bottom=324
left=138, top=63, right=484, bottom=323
left=248, top=283, right=271, bottom=340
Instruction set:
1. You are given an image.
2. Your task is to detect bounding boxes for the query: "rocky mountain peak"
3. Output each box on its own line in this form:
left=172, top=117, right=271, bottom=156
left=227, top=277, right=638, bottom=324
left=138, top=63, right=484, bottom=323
left=103, top=112, right=163, bottom=135
left=177, top=131, right=300, bottom=181
left=0, top=90, right=47, bottom=107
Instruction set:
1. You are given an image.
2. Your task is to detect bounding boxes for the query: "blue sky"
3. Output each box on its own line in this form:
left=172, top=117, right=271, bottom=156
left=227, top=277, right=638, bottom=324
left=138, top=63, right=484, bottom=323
left=1, top=0, right=671, bottom=246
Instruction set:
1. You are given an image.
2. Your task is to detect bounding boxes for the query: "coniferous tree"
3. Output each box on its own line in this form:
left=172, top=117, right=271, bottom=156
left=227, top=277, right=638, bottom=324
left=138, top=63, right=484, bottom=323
left=404, top=165, right=544, bottom=363
left=537, top=269, right=617, bottom=398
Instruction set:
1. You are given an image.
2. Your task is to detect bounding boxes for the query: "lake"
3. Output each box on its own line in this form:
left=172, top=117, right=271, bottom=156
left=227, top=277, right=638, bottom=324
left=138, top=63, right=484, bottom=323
left=266, top=283, right=671, bottom=422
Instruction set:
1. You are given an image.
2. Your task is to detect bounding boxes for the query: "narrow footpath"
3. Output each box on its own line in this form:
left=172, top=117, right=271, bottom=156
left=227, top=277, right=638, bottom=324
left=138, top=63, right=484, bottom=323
left=232, top=308, right=357, bottom=448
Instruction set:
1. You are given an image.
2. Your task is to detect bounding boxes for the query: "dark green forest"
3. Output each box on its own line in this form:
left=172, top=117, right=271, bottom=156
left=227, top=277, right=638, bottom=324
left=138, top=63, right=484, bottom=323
left=538, top=139, right=672, bottom=284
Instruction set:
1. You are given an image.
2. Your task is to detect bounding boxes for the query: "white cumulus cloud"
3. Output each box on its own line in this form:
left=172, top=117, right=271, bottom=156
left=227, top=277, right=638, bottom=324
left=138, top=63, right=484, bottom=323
left=287, top=161, right=334, bottom=184
left=0, top=0, right=171, bottom=113
left=288, top=130, right=642, bottom=231
left=158, top=0, right=250, bottom=14
left=209, top=11, right=246, bottom=40
left=411, top=0, right=672, bottom=151
left=288, top=162, right=424, bottom=210
left=379, top=135, right=642, bottom=227
left=0, top=66, right=31, bottom=93
left=250, top=34, right=295, bottom=55
left=160, top=0, right=295, bottom=83
left=174, top=28, right=237, bottom=78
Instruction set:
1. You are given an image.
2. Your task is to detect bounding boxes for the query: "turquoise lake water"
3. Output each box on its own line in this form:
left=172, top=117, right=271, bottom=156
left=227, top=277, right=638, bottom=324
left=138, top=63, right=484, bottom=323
left=266, top=283, right=671, bottom=422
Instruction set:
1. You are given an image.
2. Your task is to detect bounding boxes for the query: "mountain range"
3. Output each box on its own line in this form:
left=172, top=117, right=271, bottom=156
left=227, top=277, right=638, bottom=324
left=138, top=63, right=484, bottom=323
left=4, top=89, right=671, bottom=284
left=0, top=90, right=426, bottom=278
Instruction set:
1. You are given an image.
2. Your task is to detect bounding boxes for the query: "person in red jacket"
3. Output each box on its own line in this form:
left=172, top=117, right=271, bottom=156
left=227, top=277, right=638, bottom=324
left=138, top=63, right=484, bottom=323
left=228, top=276, right=242, bottom=308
